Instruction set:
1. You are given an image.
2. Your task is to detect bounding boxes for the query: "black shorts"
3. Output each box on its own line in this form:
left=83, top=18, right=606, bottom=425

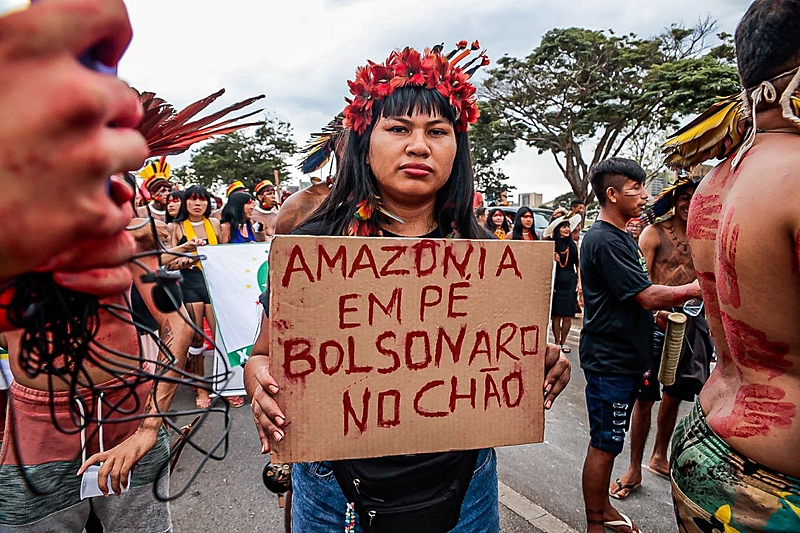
left=181, top=267, right=210, bottom=304
left=638, top=327, right=698, bottom=403
left=584, top=370, right=641, bottom=455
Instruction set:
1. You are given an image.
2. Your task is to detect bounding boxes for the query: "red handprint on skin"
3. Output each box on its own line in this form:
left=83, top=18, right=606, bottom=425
left=716, top=208, right=741, bottom=308
left=687, top=194, right=722, bottom=241
left=713, top=384, right=796, bottom=439
left=696, top=271, right=721, bottom=318
left=721, top=312, right=791, bottom=380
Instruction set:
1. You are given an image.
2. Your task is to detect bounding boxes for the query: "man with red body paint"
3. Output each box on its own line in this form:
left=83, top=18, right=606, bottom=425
left=670, top=1, right=800, bottom=530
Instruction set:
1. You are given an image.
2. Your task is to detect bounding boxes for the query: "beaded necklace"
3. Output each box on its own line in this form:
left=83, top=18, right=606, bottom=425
left=667, top=223, right=689, bottom=251
left=556, top=247, right=570, bottom=268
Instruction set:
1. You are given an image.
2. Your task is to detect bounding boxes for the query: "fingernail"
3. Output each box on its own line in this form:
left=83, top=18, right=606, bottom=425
left=268, top=385, right=279, bottom=394
left=262, top=443, right=268, bottom=454
left=273, top=430, right=283, bottom=442
left=545, top=399, right=552, bottom=410
left=275, top=416, right=285, bottom=427
left=545, top=383, right=552, bottom=393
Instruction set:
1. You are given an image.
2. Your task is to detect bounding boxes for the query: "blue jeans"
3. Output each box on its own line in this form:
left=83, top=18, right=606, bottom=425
left=584, top=370, right=640, bottom=455
left=291, top=448, right=500, bottom=532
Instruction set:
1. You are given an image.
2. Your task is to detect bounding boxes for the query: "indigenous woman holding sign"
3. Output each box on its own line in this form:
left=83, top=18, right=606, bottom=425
left=245, top=41, right=571, bottom=532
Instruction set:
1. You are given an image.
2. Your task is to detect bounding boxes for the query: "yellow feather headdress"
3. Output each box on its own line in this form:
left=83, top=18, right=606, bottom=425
left=662, top=66, right=800, bottom=170
left=139, top=155, right=171, bottom=191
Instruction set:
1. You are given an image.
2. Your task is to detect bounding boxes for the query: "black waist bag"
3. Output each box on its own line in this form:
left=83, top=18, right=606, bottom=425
left=331, top=450, right=480, bottom=533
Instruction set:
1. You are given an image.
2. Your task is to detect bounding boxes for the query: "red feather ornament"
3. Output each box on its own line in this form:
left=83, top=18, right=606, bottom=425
left=135, top=89, right=266, bottom=157
left=342, top=41, right=488, bottom=135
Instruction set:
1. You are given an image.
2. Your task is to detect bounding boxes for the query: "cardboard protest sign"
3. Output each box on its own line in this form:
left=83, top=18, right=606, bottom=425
left=269, top=236, right=553, bottom=463
left=201, top=242, right=271, bottom=395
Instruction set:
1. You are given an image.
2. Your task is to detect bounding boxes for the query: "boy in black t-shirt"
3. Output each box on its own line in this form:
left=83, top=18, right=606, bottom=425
left=579, top=158, right=700, bottom=533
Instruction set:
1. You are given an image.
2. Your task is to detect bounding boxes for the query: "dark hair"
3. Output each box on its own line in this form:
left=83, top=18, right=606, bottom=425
left=570, top=199, right=583, bottom=208
left=474, top=207, right=487, bottom=218
left=735, top=0, right=800, bottom=89
left=301, top=86, right=487, bottom=239
left=589, top=157, right=646, bottom=206
left=511, top=206, right=539, bottom=240
left=485, top=207, right=511, bottom=234
left=671, top=181, right=697, bottom=206
left=221, top=191, right=255, bottom=229
left=175, top=185, right=212, bottom=221
left=553, top=222, right=578, bottom=256
left=165, top=189, right=183, bottom=223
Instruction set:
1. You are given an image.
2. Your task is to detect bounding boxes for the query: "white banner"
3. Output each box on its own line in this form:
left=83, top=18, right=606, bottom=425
left=200, top=242, right=270, bottom=395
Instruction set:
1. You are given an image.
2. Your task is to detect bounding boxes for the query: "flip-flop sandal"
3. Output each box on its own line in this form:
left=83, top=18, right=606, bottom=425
left=609, top=478, right=642, bottom=500
left=195, top=396, right=211, bottom=409
left=227, top=395, right=246, bottom=408
left=604, top=511, right=643, bottom=533
left=562, top=345, right=572, bottom=354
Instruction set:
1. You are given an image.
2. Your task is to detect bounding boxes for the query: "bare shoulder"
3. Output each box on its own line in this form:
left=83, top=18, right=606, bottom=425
left=128, top=218, right=168, bottom=252
left=276, top=184, right=330, bottom=234
left=638, top=224, right=660, bottom=250
left=738, top=134, right=800, bottom=186
left=735, top=135, right=800, bottom=231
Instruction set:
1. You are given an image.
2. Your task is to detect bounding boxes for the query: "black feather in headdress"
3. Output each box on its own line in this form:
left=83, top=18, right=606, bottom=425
left=298, top=114, right=346, bottom=174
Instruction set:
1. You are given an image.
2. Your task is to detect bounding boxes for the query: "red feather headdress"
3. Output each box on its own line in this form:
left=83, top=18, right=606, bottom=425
left=135, top=89, right=266, bottom=157
left=343, top=40, right=489, bottom=135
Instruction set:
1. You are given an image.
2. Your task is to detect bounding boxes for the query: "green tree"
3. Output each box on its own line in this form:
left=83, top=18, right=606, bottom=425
left=172, top=115, right=297, bottom=192
left=469, top=101, right=520, bottom=199
left=482, top=20, right=740, bottom=204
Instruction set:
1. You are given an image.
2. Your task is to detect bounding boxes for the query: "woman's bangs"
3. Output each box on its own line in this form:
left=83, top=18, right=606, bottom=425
left=184, top=185, right=210, bottom=202
left=377, top=87, right=456, bottom=124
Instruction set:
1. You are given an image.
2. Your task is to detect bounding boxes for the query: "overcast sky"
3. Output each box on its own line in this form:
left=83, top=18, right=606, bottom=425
left=121, top=0, right=750, bottom=202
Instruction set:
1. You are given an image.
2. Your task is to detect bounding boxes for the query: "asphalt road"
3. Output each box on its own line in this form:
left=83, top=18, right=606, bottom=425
left=167, top=331, right=689, bottom=532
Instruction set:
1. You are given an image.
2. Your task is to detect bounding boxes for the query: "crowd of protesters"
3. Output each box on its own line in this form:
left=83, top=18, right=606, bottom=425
left=1, top=0, right=799, bottom=532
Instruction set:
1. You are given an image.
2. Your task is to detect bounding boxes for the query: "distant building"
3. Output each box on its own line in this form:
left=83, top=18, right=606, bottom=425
left=649, top=163, right=713, bottom=197
left=691, top=164, right=713, bottom=179
left=518, top=192, right=543, bottom=208
left=648, top=172, right=668, bottom=197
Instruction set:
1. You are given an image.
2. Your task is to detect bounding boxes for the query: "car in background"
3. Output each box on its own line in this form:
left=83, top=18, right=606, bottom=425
left=492, top=206, right=553, bottom=239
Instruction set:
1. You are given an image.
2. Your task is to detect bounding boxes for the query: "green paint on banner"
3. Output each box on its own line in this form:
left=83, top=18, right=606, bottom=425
left=227, top=344, right=253, bottom=367
left=257, top=260, right=269, bottom=293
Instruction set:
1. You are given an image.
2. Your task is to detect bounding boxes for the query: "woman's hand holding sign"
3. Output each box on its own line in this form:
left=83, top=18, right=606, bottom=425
left=543, top=342, right=571, bottom=409
left=245, top=315, right=286, bottom=454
